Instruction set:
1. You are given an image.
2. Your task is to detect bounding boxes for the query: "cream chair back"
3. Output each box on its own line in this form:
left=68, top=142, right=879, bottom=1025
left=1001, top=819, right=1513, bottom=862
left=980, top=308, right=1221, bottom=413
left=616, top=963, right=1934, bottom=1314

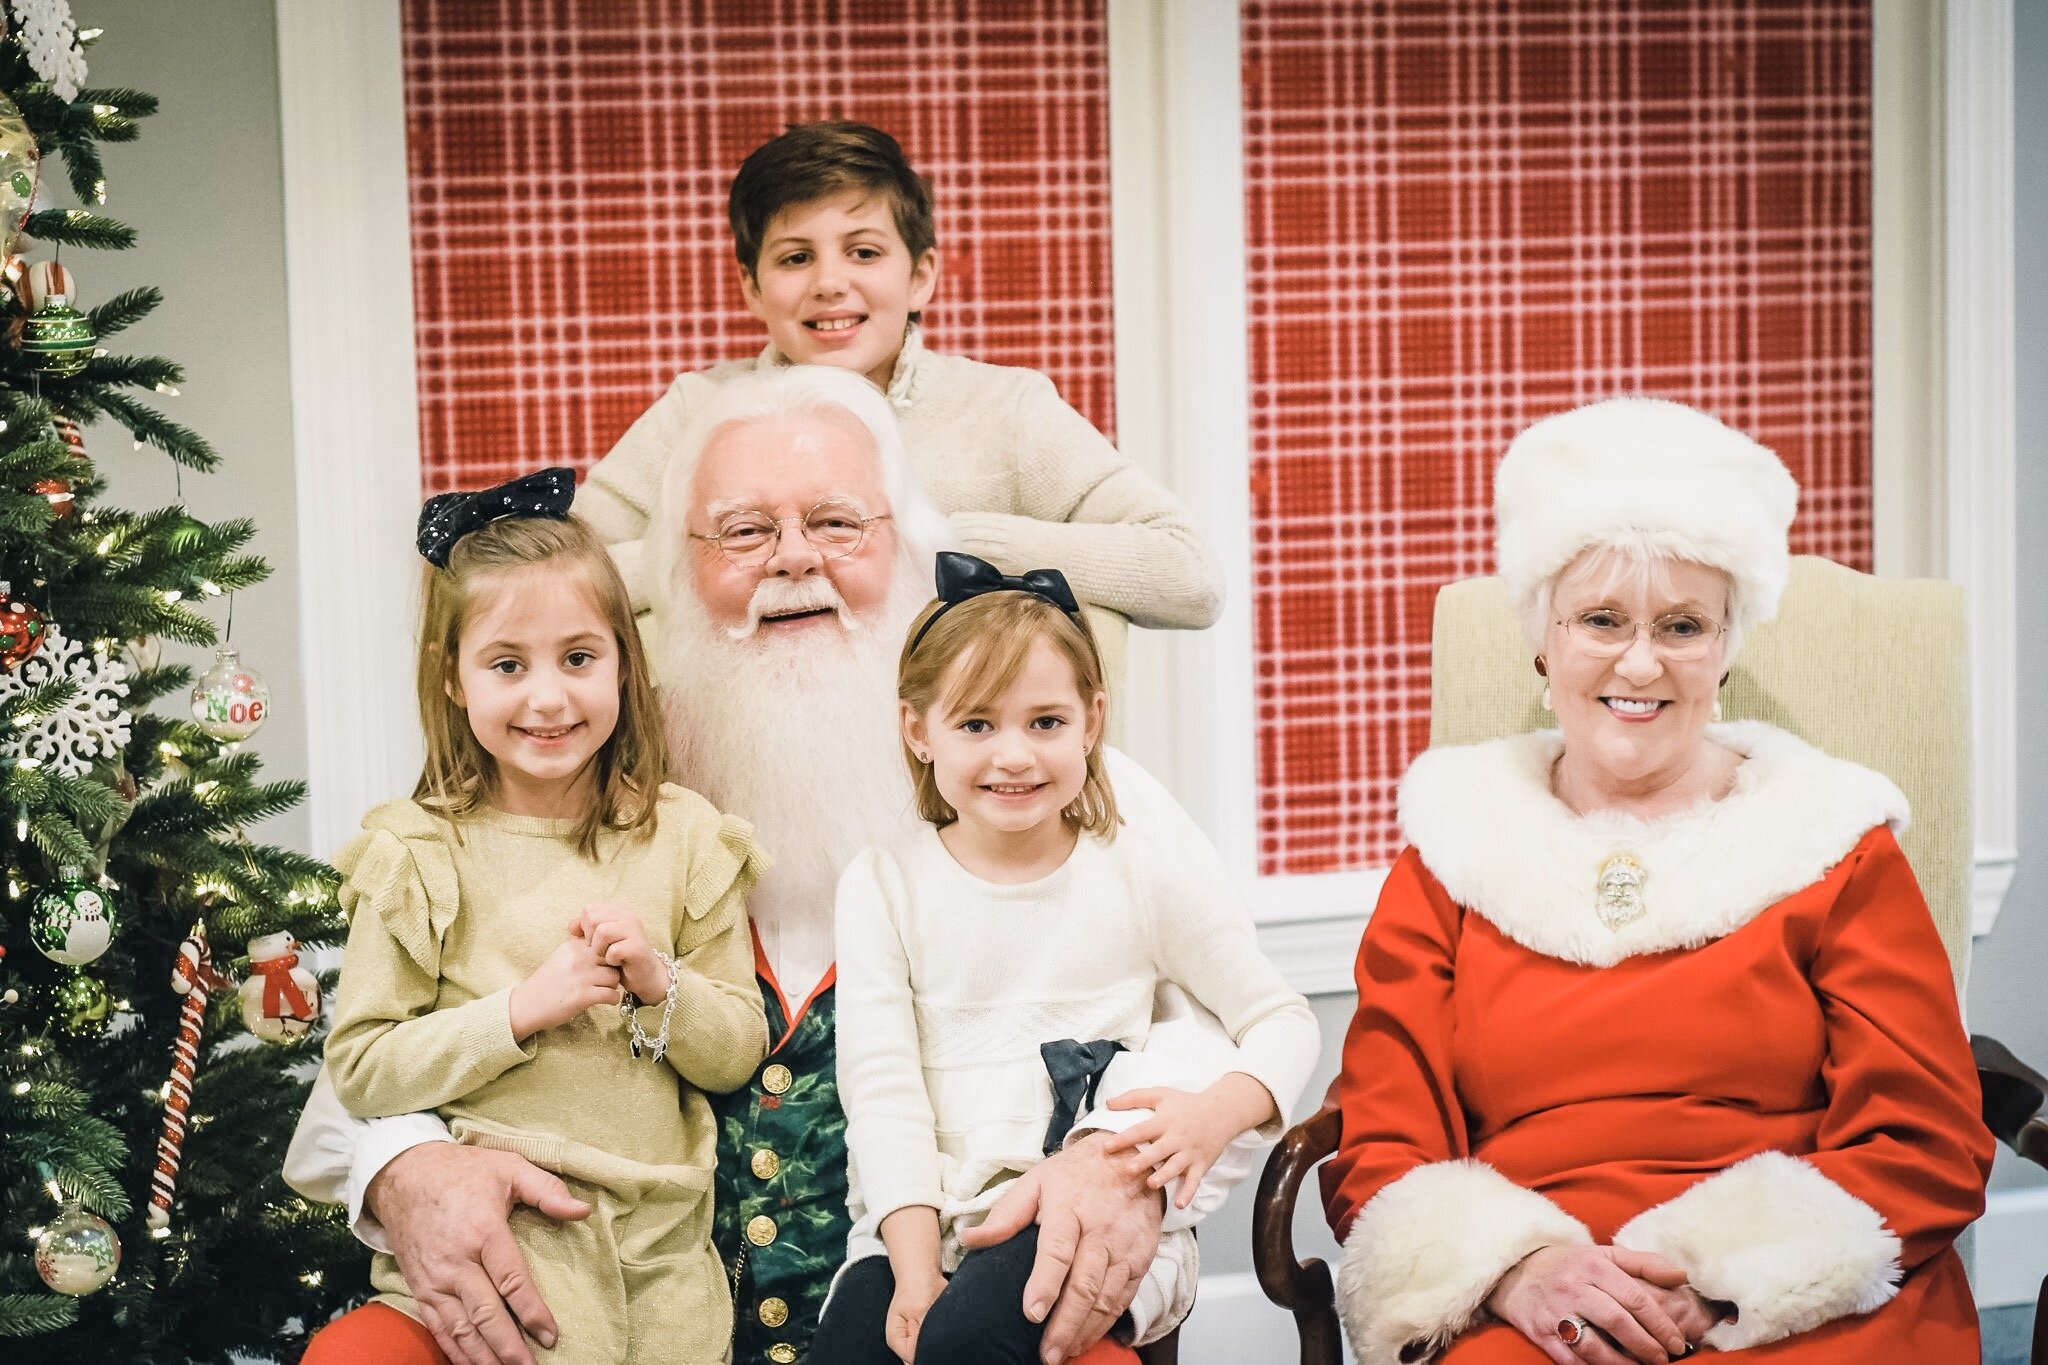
left=1427, top=555, right=1972, bottom=985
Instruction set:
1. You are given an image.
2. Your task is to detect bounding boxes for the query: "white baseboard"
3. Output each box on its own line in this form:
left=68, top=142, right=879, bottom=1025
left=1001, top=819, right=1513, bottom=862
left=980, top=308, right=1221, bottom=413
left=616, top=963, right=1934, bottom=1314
left=1175, top=1187, right=2046, bottom=1361
left=1976, top=1185, right=2048, bottom=1309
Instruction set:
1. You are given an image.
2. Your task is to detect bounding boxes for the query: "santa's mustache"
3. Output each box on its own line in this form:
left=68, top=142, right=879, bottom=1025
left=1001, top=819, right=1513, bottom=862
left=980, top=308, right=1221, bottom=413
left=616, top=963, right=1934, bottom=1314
left=727, top=575, right=860, bottom=639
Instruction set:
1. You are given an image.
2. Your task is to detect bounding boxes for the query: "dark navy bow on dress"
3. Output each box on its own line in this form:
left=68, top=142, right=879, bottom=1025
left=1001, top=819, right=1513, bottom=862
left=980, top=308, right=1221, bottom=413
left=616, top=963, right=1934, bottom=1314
left=1040, top=1038, right=1127, bottom=1155
left=908, top=551, right=1083, bottom=654
left=417, top=466, right=577, bottom=567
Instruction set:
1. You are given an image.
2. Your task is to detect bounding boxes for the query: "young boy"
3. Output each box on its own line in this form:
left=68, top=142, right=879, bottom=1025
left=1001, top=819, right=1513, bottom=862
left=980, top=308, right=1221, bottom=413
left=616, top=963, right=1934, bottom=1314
left=573, top=121, right=1222, bottom=631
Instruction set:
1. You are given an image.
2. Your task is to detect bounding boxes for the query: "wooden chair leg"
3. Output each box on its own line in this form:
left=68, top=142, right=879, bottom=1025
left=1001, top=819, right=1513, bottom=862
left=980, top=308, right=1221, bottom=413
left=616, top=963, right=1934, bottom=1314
left=2032, top=1273, right=2047, bottom=1365
left=1137, top=1328, right=1179, bottom=1365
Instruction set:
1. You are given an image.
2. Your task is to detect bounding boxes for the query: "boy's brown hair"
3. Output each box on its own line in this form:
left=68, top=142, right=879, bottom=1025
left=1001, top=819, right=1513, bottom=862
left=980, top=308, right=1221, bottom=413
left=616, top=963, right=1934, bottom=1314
left=728, top=121, right=937, bottom=277
left=896, top=592, right=1119, bottom=839
left=415, top=514, right=669, bottom=857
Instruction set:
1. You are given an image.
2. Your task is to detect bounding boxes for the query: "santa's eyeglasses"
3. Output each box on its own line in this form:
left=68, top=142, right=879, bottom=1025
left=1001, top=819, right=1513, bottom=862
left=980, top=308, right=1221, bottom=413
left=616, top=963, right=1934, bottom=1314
left=689, top=498, right=892, bottom=568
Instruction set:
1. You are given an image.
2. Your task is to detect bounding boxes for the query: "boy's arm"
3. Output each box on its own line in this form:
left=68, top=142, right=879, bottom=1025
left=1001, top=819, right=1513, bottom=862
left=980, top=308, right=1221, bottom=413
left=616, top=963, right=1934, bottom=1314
left=946, top=371, right=1224, bottom=630
left=574, top=372, right=713, bottom=611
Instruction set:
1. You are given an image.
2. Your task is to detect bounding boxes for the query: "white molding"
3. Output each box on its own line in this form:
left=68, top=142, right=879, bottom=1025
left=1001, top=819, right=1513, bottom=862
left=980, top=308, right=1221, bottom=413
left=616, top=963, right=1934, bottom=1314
left=1106, top=0, right=1179, bottom=789
left=1148, top=0, right=1257, bottom=882
left=1944, top=0, right=2018, bottom=939
left=1870, top=0, right=1945, bottom=580
left=1974, top=854, right=2019, bottom=941
left=1251, top=875, right=1381, bottom=998
left=274, top=0, right=423, bottom=857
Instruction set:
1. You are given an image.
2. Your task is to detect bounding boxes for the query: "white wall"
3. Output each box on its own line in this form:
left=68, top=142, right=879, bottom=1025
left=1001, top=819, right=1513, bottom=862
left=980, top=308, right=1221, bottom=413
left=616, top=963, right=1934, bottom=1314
left=80, top=0, right=308, bottom=849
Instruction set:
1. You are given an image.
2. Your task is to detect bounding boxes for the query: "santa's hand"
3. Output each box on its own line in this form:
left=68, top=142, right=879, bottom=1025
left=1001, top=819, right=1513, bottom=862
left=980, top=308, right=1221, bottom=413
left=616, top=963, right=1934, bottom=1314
left=960, top=1130, right=1162, bottom=1364
left=366, top=1142, right=590, bottom=1365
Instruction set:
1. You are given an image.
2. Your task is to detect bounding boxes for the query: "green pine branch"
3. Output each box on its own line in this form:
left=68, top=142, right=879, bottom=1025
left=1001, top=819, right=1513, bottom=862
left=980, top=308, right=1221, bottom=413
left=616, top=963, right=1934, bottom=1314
left=85, top=288, right=158, bottom=338
left=0, top=1293, right=77, bottom=1336
left=20, top=208, right=134, bottom=252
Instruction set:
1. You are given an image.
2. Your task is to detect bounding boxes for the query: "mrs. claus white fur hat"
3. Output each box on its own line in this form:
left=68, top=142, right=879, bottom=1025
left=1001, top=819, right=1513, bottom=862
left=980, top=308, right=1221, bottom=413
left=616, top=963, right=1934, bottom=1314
left=1494, top=397, right=1799, bottom=657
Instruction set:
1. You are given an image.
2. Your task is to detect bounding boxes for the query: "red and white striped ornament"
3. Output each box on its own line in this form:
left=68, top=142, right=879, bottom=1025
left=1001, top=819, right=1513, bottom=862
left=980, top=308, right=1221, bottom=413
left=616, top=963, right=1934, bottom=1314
left=147, top=925, right=232, bottom=1231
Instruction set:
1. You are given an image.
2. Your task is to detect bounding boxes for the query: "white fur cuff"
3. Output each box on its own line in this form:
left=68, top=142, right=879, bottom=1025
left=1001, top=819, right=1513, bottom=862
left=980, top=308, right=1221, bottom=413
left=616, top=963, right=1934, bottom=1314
left=1337, top=1160, right=1591, bottom=1365
left=1613, top=1151, right=1901, bottom=1350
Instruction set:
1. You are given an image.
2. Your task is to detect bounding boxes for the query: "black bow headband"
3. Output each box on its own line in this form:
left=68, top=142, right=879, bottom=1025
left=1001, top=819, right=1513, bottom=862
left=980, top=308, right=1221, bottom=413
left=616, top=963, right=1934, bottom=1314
left=417, top=467, right=577, bottom=567
left=908, top=552, right=1082, bottom=654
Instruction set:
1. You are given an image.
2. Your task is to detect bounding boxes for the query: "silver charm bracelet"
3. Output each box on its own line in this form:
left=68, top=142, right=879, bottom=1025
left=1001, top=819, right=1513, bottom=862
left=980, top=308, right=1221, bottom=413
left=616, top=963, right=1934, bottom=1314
left=624, top=951, right=681, bottom=1063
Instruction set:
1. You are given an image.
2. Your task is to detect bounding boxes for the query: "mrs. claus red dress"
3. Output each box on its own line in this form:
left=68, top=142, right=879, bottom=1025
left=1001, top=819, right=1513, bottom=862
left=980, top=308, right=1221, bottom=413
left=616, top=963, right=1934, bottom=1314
left=1320, top=721, right=1991, bottom=1364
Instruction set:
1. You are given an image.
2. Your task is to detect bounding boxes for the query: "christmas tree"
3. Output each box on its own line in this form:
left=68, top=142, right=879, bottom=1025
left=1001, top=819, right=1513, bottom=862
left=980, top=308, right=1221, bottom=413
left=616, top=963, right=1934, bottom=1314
left=0, top=10, right=362, bottom=1360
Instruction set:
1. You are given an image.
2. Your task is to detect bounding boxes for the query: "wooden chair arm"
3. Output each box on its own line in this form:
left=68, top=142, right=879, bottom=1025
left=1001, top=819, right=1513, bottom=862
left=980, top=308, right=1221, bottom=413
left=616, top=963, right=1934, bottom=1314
left=1974, top=1033, right=2048, bottom=1168
left=1254, top=1105, right=1342, bottom=1312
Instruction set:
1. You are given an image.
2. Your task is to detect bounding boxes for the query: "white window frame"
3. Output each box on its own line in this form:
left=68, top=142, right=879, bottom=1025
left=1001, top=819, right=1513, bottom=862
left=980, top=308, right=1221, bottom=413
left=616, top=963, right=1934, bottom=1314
left=276, top=0, right=2016, bottom=975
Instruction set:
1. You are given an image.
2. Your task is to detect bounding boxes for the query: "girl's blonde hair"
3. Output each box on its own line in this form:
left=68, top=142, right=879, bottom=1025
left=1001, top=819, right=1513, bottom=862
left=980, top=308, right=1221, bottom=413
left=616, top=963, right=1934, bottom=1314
left=415, top=514, right=669, bottom=856
left=897, top=592, right=1118, bottom=838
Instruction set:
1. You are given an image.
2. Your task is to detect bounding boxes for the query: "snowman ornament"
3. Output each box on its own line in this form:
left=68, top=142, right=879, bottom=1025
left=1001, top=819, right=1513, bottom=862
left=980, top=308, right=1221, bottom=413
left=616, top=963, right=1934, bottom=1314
left=29, top=866, right=114, bottom=967
left=238, top=931, right=321, bottom=1044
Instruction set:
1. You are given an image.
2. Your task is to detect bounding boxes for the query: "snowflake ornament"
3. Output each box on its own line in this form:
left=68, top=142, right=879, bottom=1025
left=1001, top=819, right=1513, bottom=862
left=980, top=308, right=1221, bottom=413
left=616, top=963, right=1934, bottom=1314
left=0, top=624, right=130, bottom=776
left=8, top=0, right=86, bottom=103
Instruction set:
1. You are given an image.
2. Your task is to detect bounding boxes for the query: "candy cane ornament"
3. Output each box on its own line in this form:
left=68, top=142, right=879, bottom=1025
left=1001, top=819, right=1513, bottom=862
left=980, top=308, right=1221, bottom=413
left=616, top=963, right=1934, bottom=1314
left=148, top=925, right=231, bottom=1231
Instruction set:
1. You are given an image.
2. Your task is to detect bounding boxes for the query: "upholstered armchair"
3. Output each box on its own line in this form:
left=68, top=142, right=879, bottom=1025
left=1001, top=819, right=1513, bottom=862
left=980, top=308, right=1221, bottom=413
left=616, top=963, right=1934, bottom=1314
left=1250, top=556, right=2048, bottom=1364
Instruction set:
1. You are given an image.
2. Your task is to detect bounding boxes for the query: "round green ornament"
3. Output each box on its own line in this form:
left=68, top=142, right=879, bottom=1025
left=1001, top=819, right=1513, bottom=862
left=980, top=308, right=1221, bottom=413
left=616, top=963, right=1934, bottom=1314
left=21, top=295, right=94, bottom=377
left=30, top=865, right=115, bottom=967
left=51, top=970, right=110, bottom=1037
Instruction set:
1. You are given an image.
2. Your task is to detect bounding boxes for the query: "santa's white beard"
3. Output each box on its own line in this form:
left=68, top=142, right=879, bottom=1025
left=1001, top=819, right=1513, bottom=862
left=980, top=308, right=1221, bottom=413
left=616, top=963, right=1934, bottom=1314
left=656, top=565, right=928, bottom=1001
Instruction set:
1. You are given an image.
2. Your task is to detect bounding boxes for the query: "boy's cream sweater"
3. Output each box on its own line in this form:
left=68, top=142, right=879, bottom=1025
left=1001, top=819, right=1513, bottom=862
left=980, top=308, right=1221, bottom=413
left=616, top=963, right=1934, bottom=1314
left=575, top=329, right=1224, bottom=630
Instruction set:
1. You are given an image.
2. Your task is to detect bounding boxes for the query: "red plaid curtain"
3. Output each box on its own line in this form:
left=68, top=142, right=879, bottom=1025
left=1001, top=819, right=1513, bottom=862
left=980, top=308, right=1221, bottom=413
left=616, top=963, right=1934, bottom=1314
left=400, top=0, right=1116, bottom=495
left=1243, top=0, right=1873, bottom=875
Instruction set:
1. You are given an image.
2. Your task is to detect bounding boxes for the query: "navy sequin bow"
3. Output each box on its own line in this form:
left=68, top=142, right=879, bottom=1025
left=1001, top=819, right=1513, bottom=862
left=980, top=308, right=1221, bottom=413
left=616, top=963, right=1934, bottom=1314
left=908, top=551, right=1082, bottom=654
left=416, top=467, right=576, bottom=567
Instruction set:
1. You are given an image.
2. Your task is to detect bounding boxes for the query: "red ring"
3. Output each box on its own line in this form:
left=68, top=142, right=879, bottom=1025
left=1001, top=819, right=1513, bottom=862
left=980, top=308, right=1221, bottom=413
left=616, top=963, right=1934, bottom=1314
left=1557, top=1316, right=1588, bottom=1346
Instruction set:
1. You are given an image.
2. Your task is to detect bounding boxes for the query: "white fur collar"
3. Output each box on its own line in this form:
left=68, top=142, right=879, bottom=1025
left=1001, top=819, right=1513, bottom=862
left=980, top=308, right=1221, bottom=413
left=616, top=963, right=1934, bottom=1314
left=1397, top=721, right=1907, bottom=966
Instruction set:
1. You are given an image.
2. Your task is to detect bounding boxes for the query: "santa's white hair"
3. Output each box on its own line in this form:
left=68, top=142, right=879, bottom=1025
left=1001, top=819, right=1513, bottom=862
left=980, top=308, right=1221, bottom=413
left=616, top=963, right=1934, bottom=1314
left=645, top=366, right=953, bottom=992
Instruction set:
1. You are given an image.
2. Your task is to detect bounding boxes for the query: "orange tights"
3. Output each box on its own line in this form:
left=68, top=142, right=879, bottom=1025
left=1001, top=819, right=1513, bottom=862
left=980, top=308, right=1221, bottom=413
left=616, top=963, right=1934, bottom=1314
left=302, top=1301, right=1142, bottom=1364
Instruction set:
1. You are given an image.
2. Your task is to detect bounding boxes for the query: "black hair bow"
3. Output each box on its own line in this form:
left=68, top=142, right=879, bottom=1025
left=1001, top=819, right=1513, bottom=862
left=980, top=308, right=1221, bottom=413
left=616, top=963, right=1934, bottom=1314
left=417, top=467, right=576, bottom=567
left=908, top=551, right=1082, bottom=653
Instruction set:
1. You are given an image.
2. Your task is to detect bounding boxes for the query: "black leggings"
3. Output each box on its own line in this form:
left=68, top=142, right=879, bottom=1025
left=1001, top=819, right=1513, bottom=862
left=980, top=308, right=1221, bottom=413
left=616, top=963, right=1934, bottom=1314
left=812, top=1225, right=1105, bottom=1365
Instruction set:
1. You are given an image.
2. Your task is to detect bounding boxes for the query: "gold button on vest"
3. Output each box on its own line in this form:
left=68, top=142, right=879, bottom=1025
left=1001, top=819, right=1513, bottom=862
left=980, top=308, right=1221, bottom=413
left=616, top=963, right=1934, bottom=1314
left=761, top=1063, right=793, bottom=1094
left=751, top=1148, right=780, bottom=1180
left=745, top=1214, right=778, bottom=1247
left=768, top=1344, right=797, bottom=1364
left=757, top=1297, right=790, bottom=1328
